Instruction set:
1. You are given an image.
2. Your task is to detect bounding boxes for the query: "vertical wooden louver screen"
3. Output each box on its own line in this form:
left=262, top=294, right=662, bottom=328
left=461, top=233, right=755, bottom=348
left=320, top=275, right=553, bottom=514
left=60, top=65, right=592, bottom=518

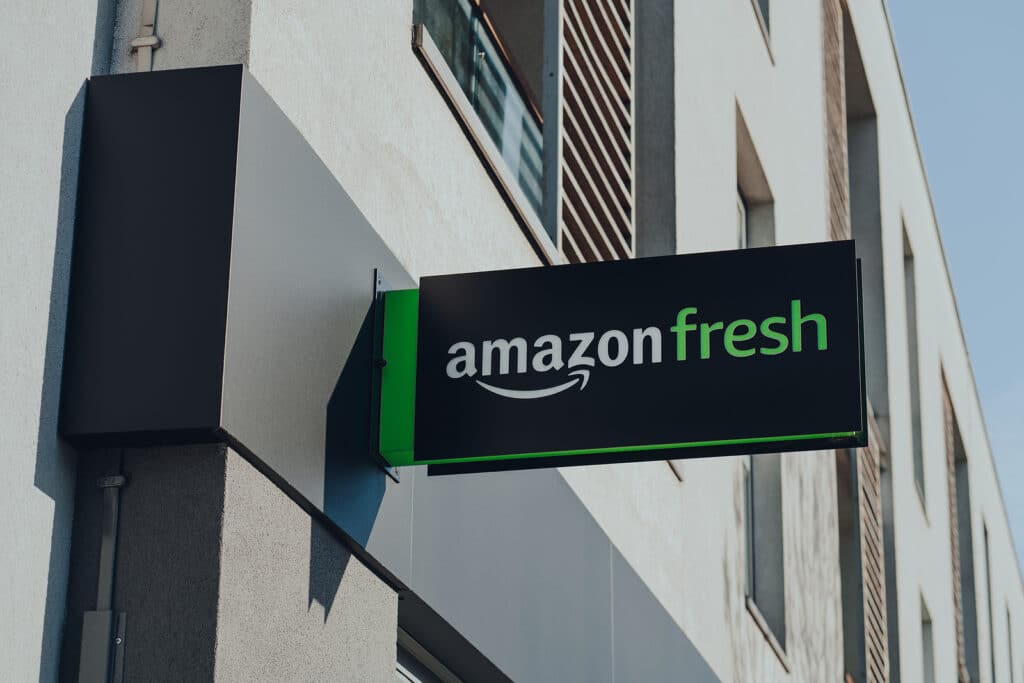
left=824, top=2, right=888, bottom=678
left=557, top=0, right=635, bottom=263
left=943, top=381, right=972, bottom=683
left=823, top=0, right=850, bottom=243
left=860, top=411, right=890, bottom=683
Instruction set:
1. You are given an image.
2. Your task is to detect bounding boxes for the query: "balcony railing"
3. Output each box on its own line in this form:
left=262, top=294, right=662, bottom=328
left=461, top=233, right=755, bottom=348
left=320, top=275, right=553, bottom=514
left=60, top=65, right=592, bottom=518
left=415, top=0, right=544, bottom=220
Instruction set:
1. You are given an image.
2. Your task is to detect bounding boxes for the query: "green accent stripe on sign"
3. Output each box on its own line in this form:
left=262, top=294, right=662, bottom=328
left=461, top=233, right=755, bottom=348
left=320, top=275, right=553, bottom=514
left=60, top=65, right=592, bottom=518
left=379, top=289, right=419, bottom=466
left=412, top=430, right=860, bottom=466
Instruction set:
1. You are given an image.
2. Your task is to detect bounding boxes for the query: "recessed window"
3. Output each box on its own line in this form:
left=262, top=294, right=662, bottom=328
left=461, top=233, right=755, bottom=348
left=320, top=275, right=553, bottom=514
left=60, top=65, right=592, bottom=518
left=748, top=0, right=771, bottom=55
left=736, top=106, right=775, bottom=250
left=415, top=0, right=543, bottom=215
left=1008, top=608, right=1016, bottom=683
left=755, top=0, right=769, bottom=32
left=413, top=0, right=550, bottom=248
left=904, top=228, right=925, bottom=506
left=948, top=382, right=981, bottom=681
left=737, top=109, right=785, bottom=655
left=921, top=598, right=935, bottom=683
left=744, top=453, right=786, bottom=652
left=986, top=523, right=997, bottom=683
left=413, top=0, right=637, bottom=263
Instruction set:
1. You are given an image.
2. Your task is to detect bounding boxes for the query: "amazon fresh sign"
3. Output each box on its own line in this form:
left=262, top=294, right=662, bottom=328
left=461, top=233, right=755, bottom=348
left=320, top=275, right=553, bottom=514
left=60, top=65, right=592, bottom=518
left=445, top=299, right=828, bottom=399
left=378, top=240, right=866, bottom=473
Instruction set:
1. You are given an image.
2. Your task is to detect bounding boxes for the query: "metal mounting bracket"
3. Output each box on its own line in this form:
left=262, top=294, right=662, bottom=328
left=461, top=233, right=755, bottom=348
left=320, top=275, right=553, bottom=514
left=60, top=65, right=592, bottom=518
left=370, top=268, right=400, bottom=483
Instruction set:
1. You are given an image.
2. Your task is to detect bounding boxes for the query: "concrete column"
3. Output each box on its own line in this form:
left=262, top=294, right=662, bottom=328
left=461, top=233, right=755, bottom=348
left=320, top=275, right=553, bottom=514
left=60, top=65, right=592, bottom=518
left=61, top=445, right=398, bottom=682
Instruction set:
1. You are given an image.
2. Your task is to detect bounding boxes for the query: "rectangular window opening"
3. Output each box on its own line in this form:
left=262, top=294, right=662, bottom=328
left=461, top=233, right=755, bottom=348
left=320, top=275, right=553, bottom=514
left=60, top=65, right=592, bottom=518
left=756, top=0, right=769, bottom=31
left=952, top=392, right=981, bottom=682
left=413, top=0, right=551, bottom=246
left=921, top=597, right=935, bottom=683
left=836, top=448, right=866, bottom=682
left=736, top=105, right=775, bottom=251
left=904, top=228, right=925, bottom=506
left=1009, top=607, right=1016, bottom=683
left=986, top=523, right=997, bottom=683
left=736, top=107, right=784, bottom=654
left=744, top=451, right=786, bottom=654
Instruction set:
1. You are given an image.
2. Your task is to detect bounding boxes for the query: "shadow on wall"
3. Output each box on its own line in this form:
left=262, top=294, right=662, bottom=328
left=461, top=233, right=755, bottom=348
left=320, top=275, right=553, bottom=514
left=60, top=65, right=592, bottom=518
left=314, top=306, right=385, bottom=619
left=35, top=5, right=118, bottom=679
left=31, top=82, right=86, bottom=683
left=308, top=525, right=353, bottom=621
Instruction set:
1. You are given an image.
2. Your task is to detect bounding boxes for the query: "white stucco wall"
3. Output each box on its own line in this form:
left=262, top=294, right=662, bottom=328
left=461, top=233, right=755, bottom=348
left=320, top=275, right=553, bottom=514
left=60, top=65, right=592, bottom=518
left=0, top=2, right=108, bottom=679
left=245, top=1, right=542, bottom=280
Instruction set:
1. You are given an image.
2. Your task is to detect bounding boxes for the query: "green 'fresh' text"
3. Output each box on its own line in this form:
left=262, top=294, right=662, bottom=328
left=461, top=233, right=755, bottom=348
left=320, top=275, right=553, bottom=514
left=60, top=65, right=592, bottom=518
left=670, top=300, right=827, bottom=360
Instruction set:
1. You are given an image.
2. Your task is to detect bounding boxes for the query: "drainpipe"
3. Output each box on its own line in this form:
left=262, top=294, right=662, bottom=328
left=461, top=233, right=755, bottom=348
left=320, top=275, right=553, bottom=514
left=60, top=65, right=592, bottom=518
left=77, top=454, right=127, bottom=683
left=129, top=0, right=161, bottom=71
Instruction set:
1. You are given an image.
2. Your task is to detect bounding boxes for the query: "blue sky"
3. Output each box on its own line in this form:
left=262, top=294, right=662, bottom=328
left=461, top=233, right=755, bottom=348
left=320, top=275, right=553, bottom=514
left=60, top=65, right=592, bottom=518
left=887, top=2, right=1024, bottom=560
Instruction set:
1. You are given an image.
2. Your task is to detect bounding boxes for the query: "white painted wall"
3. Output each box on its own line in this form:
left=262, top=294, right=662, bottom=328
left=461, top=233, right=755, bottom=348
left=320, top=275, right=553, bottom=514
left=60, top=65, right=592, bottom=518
left=0, top=1, right=111, bottom=679
left=245, top=1, right=541, bottom=280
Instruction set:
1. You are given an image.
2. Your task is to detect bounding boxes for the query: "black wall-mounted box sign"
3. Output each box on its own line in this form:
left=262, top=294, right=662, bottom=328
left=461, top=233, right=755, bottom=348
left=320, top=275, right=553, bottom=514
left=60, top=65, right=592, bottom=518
left=380, top=240, right=866, bottom=473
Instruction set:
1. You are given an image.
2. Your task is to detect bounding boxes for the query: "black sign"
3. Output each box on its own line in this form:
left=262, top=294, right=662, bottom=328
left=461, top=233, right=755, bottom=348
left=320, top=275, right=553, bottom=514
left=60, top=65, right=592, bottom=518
left=379, top=241, right=865, bottom=472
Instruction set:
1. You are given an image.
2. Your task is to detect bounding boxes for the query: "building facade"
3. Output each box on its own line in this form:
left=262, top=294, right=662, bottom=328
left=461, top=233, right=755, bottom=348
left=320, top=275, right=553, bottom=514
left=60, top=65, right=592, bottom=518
left=2, top=0, right=1021, bottom=681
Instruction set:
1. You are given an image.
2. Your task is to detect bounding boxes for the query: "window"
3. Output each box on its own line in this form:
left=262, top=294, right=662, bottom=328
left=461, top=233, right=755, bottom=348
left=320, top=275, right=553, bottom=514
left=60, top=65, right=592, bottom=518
left=986, top=523, right=997, bottom=683
left=921, top=598, right=935, bottom=683
left=747, top=0, right=770, bottom=53
left=755, top=0, right=770, bottom=32
left=413, top=0, right=548, bottom=239
left=736, top=106, right=775, bottom=250
left=736, top=114, right=785, bottom=657
left=948, top=384, right=980, bottom=682
left=743, top=453, right=787, bottom=654
left=413, top=0, right=637, bottom=263
left=836, top=448, right=861, bottom=682
left=737, top=193, right=747, bottom=249
left=904, top=229, right=925, bottom=506
left=415, top=0, right=543, bottom=216
left=845, top=18, right=887, bottom=437
left=1009, top=608, right=1016, bottom=683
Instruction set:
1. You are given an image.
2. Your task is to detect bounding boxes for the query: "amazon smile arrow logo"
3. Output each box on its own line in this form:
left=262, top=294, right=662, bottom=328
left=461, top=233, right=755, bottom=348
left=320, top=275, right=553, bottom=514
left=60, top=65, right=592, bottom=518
left=475, top=368, right=591, bottom=400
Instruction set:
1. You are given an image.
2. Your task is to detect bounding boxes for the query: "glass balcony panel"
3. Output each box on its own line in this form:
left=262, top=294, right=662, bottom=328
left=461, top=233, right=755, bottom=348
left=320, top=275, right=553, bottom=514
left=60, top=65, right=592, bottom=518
left=416, top=0, right=544, bottom=219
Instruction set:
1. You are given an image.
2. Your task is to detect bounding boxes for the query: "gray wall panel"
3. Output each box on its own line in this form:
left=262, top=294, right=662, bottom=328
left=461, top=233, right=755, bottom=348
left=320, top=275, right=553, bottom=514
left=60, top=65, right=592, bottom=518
left=223, top=71, right=415, bottom=509
left=365, top=464, right=720, bottom=682
left=215, top=448, right=398, bottom=682
left=407, top=467, right=614, bottom=683
left=114, top=445, right=227, bottom=683
left=612, top=548, right=720, bottom=681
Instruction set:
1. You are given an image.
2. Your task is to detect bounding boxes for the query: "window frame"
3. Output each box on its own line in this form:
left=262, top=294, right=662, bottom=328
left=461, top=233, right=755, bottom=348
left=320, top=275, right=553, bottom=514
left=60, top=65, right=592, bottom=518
left=412, top=7, right=560, bottom=265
